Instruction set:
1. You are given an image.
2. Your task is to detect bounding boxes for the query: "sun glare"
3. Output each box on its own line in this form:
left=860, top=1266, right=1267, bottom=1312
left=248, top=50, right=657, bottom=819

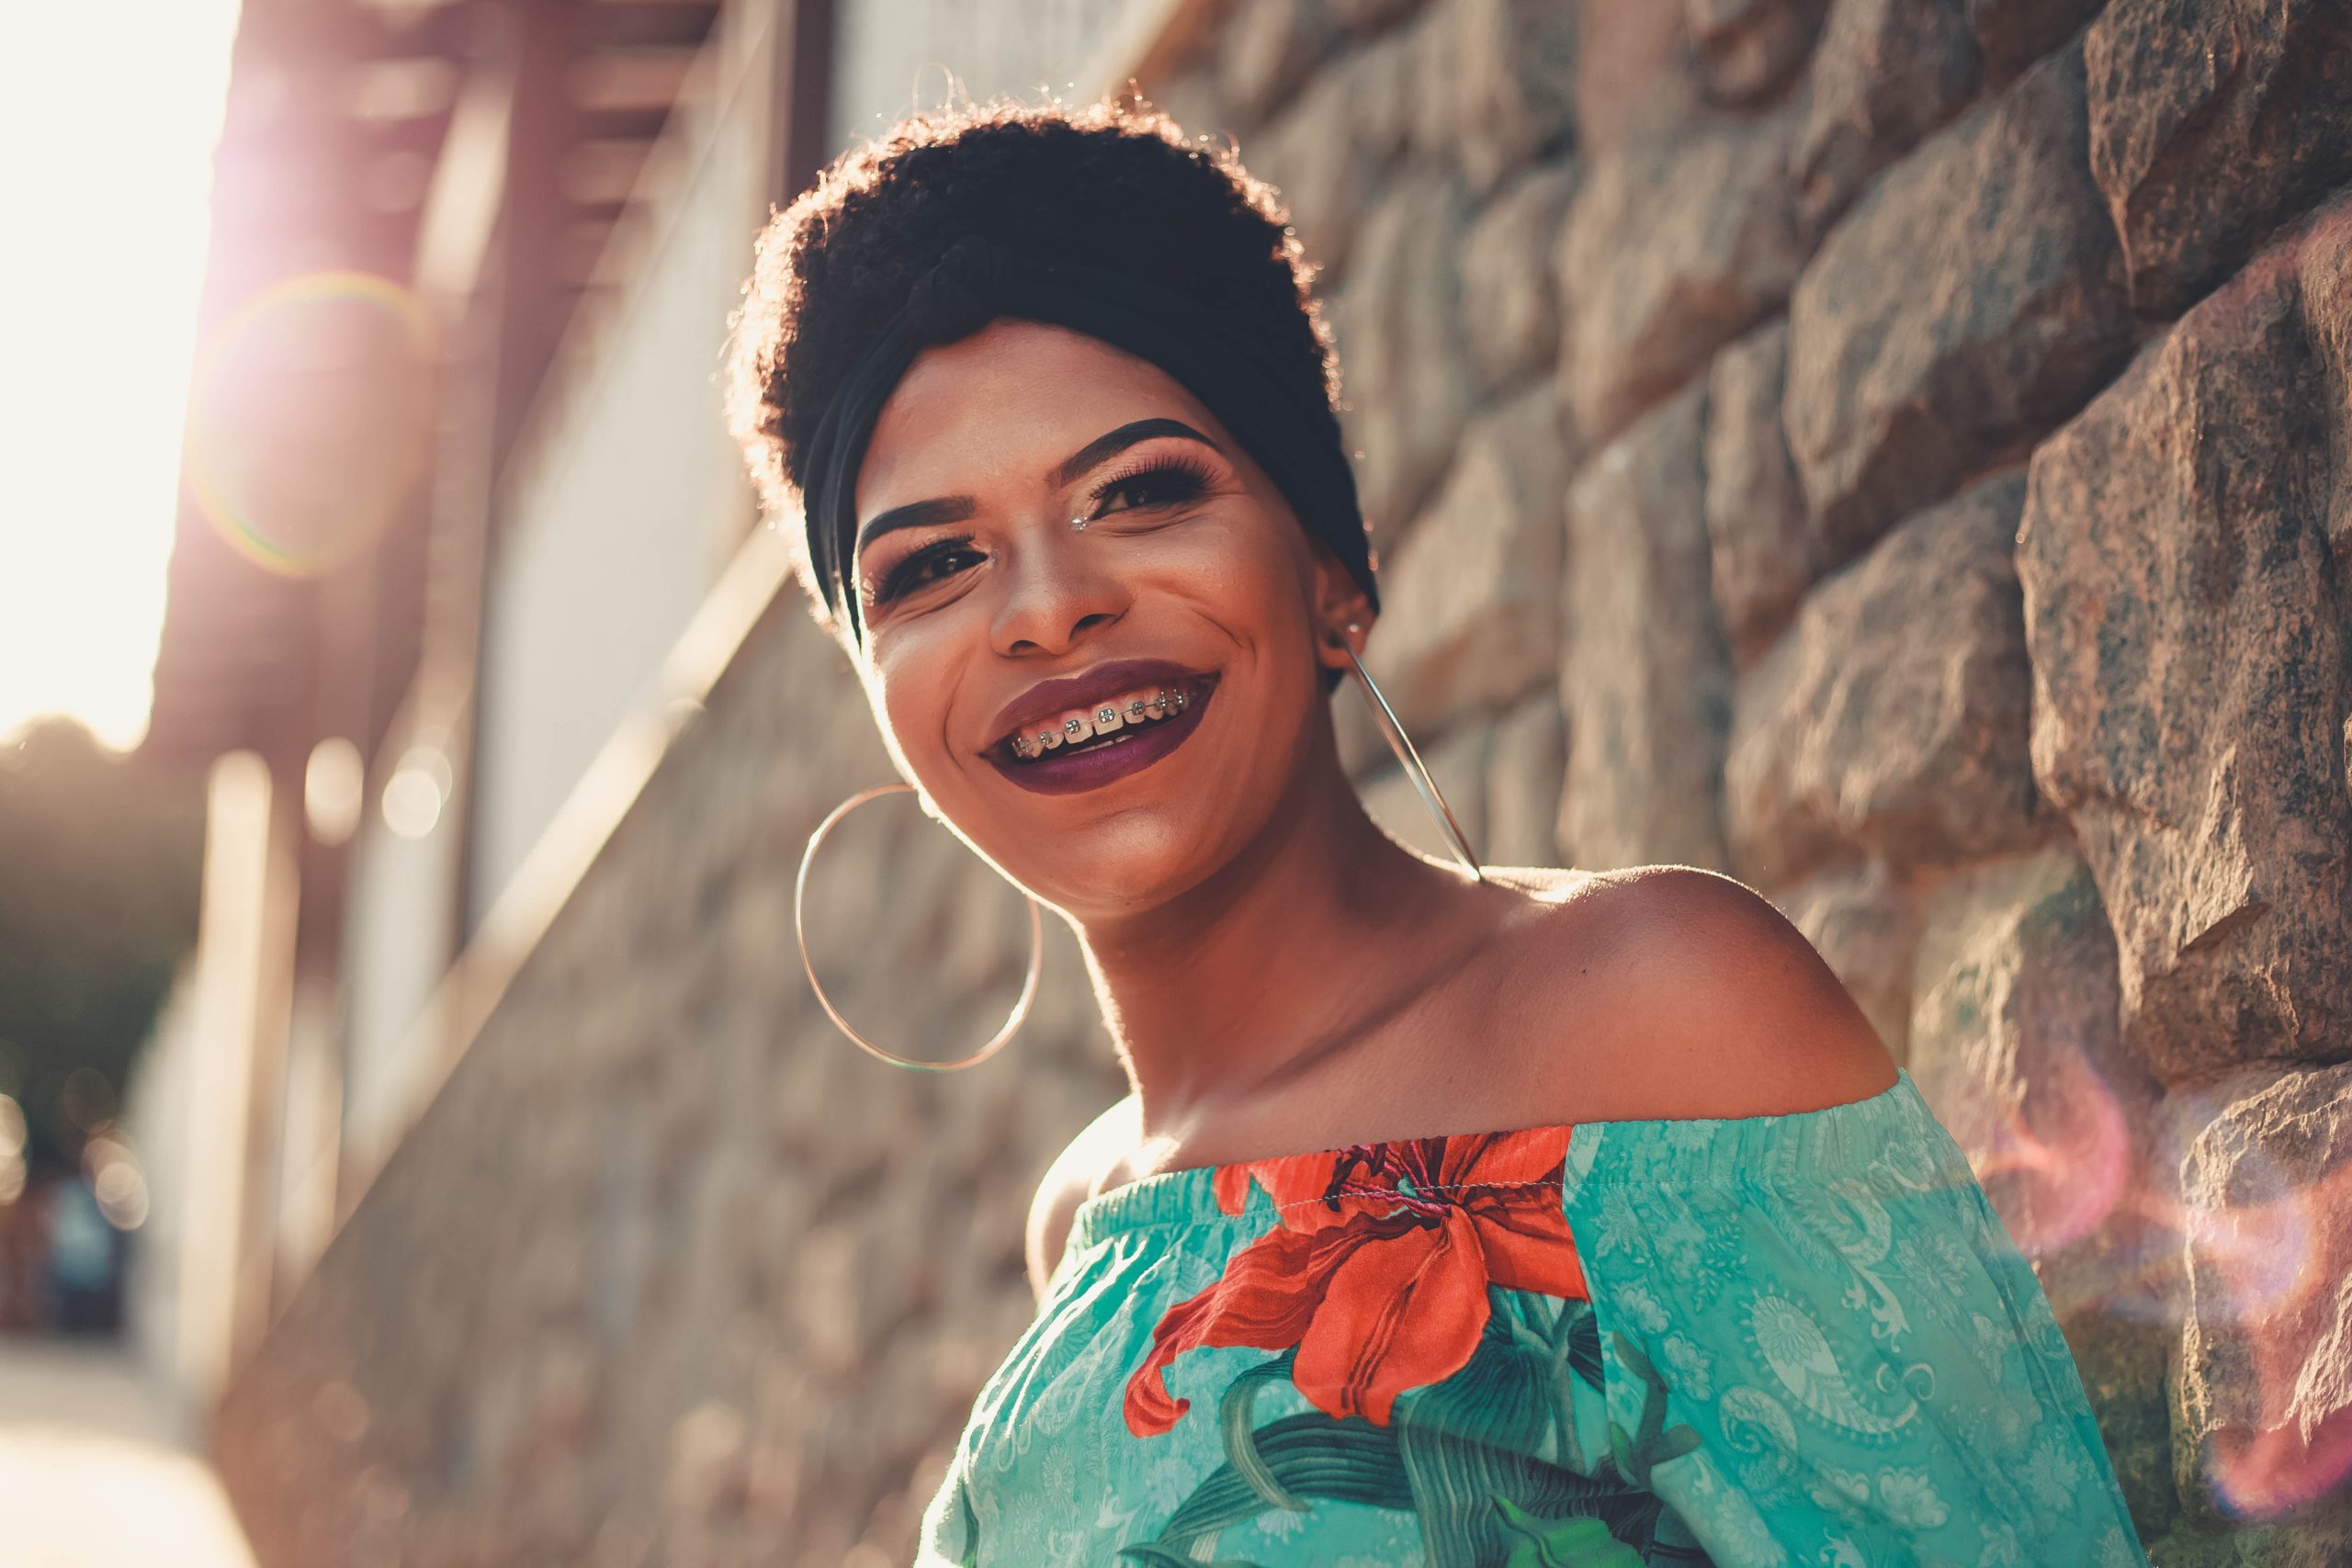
left=0, top=2, right=245, bottom=752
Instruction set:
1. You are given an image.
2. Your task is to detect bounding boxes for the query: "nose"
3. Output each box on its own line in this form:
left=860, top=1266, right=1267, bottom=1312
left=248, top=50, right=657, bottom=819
left=988, top=518, right=1130, bottom=658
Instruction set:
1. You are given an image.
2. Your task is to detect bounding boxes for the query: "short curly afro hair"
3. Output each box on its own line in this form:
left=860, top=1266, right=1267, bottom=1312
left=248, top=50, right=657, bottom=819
left=723, top=96, right=1343, bottom=633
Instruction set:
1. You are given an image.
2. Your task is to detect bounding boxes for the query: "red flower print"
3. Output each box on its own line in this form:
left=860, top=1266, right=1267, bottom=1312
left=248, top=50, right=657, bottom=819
left=1122, top=1127, right=1588, bottom=1435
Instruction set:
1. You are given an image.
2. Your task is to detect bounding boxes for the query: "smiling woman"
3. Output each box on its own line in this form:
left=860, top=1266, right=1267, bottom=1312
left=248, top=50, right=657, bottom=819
left=721, top=98, right=2149, bottom=1568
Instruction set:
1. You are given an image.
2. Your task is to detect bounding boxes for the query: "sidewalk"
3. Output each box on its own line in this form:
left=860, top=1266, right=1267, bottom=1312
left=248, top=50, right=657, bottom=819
left=0, top=1336, right=256, bottom=1568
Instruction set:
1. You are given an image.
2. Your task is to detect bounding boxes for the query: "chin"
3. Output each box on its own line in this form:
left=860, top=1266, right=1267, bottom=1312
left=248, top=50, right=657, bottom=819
left=931, top=686, right=1302, bottom=915
left=1017, top=802, right=1248, bottom=918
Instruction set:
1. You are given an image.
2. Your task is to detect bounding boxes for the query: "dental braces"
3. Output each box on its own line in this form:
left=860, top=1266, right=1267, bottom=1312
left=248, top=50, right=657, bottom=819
left=1008, top=687, right=1189, bottom=761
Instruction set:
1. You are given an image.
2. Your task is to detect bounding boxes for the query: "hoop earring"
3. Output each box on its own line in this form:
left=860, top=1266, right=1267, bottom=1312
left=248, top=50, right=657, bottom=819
left=794, top=782, right=1046, bottom=1071
left=1337, top=624, right=1486, bottom=883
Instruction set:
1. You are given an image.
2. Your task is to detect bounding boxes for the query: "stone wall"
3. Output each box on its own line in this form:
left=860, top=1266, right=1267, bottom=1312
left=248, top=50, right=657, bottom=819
left=212, top=583, right=1138, bottom=1566
left=209, top=2, right=2352, bottom=1563
left=1171, top=1, right=2352, bottom=1561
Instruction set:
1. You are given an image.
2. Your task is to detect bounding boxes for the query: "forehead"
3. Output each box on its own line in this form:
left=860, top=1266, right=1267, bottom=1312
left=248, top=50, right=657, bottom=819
left=854, top=319, right=1222, bottom=516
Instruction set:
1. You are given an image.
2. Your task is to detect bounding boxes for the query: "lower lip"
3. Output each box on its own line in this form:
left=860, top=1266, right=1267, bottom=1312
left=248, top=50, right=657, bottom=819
left=988, top=678, right=1218, bottom=796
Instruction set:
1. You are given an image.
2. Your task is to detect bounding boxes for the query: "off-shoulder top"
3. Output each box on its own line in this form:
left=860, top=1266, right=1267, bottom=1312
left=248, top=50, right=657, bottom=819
left=912, top=1070, right=2150, bottom=1566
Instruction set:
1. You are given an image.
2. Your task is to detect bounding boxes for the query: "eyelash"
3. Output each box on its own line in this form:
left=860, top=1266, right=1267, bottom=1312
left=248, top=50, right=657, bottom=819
left=1085, top=452, right=1215, bottom=516
left=871, top=453, right=1216, bottom=604
left=874, top=535, right=986, bottom=605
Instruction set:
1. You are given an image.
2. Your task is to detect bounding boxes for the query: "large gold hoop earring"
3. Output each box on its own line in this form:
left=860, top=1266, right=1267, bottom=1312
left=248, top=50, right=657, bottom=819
left=793, top=783, right=1046, bottom=1071
left=1337, top=624, right=1486, bottom=883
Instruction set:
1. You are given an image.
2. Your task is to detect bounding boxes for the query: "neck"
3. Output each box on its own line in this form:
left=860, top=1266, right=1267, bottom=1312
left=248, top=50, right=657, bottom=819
left=1069, top=719, right=1478, bottom=1150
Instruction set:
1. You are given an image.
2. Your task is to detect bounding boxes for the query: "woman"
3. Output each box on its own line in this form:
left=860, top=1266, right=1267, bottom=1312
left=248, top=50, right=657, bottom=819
left=727, top=98, right=2148, bottom=1568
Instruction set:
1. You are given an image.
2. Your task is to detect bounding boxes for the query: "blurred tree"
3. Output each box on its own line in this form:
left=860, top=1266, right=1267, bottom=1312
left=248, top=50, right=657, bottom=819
left=0, top=717, right=203, bottom=1174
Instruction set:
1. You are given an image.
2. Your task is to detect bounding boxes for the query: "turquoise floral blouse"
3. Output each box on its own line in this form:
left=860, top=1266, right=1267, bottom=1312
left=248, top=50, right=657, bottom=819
left=913, top=1071, right=2149, bottom=1566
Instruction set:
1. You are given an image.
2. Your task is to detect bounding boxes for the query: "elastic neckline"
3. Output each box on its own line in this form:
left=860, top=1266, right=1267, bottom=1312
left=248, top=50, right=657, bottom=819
left=1065, top=1068, right=1935, bottom=1247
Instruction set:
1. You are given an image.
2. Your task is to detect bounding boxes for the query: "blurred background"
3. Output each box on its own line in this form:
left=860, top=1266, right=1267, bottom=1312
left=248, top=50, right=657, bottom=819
left=5, top=0, right=2351, bottom=1563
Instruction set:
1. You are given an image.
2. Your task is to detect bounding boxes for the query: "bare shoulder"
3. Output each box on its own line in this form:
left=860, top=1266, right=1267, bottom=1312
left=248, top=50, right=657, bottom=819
left=1023, top=1093, right=1137, bottom=1303
left=1476, top=863, right=1604, bottom=905
left=1487, top=863, right=1898, bottom=1122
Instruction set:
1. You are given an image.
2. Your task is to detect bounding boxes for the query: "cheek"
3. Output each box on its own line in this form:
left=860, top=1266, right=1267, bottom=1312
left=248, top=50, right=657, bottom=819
left=863, top=641, right=964, bottom=784
left=1154, top=510, right=1321, bottom=644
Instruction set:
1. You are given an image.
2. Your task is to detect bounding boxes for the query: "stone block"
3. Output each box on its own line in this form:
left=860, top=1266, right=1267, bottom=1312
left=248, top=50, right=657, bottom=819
left=2150, top=1509, right=2352, bottom=1568
left=1966, top=0, right=2104, bottom=83
left=1406, top=0, right=1468, bottom=164
left=665, top=1401, right=752, bottom=1518
left=1218, top=0, right=1344, bottom=125
left=1328, top=0, right=1426, bottom=38
left=1334, top=169, right=1483, bottom=532
left=1364, top=384, right=1572, bottom=733
left=2074, top=1317, right=2185, bottom=1551
left=1452, top=0, right=1577, bottom=191
left=1460, top=161, right=1577, bottom=394
left=1574, top=3, right=1702, bottom=152
left=1904, top=843, right=2179, bottom=1533
left=1248, top=63, right=1382, bottom=283
left=1702, top=318, right=1815, bottom=666
left=1556, top=102, right=1808, bottom=443
left=1791, top=0, right=1982, bottom=239
left=1484, top=692, right=1567, bottom=869
left=1786, top=40, right=2135, bottom=568
left=1343, top=23, right=1421, bottom=167
left=2086, top=0, right=2352, bottom=316
left=1690, top=0, right=1830, bottom=106
left=1250, top=28, right=1430, bottom=287
left=1404, top=0, right=1577, bottom=185
left=1358, top=719, right=1492, bottom=866
left=1770, top=855, right=1917, bottom=1059
left=1557, top=382, right=1734, bottom=873
left=2296, top=202, right=2352, bottom=566
left=2018, top=214, right=2352, bottom=1083
left=1724, top=472, right=2043, bottom=887
left=2175, top=1064, right=2352, bottom=1525
left=1907, top=846, right=2145, bottom=1287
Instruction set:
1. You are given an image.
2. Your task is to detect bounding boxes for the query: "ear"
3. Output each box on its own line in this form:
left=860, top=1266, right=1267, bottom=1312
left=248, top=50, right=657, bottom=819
left=1306, top=540, right=1376, bottom=676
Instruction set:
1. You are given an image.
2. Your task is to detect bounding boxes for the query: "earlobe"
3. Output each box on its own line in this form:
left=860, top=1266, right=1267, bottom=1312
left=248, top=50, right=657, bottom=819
left=1316, top=619, right=1372, bottom=679
left=1313, top=620, right=1356, bottom=672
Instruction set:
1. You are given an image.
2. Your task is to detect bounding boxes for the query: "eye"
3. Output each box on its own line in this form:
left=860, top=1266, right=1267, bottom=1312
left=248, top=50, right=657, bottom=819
left=1085, top=453, right=1215, bottom=520
left=875, top=535, right=984, bottom=604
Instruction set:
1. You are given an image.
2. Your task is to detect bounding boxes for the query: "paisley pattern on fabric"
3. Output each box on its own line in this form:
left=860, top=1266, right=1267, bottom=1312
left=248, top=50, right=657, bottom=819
left=912, top=1072, right=2152, bottom=1568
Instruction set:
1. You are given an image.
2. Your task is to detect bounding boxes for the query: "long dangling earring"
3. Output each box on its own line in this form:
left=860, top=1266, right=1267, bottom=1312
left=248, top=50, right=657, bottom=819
left=794, top=783, right=1045, bottom=1071
left=1336, top=623, right=1486, bottom=883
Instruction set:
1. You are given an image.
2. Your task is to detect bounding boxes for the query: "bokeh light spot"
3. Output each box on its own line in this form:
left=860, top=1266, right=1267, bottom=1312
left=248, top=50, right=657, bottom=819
left=381, top=746, right=452, bottom=840
left=305, top=736, right=366, bottom=845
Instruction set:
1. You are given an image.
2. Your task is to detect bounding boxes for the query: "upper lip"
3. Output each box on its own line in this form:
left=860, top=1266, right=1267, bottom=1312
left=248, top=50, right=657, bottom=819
left=983, top=658, right=1211, bottom=750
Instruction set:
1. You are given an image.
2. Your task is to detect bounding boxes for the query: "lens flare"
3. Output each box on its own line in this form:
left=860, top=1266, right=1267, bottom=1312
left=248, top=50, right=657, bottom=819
left=1965, top=1039, right=2136, bottom=1260
left=185, top=270, right=436, bottom=576
left=1951, top=1048, right=2352, bottom=1519
left=2188, top=1143, right=2352, bottom=1520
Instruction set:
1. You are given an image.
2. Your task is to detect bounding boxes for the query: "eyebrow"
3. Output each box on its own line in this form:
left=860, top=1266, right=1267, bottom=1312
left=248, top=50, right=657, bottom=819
left=853, top=417, right=1225, bottom=558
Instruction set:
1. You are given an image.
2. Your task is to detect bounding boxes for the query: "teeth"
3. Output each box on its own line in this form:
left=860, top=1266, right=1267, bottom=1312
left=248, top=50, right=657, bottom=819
left=1006, top=684, right=1193, bottom=761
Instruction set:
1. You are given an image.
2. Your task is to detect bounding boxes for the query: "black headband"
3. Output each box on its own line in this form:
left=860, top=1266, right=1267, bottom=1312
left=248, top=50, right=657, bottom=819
left=799, top=233, right=1379, bottom=641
